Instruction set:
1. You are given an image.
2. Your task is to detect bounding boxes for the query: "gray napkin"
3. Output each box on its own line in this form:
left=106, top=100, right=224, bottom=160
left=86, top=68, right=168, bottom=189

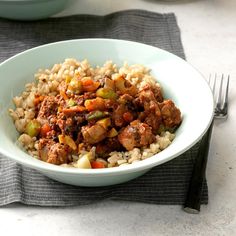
left=0, top=10, right=207, bottom=206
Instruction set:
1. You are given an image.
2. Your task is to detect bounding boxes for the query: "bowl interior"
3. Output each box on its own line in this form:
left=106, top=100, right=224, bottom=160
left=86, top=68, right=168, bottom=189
left=0, top=39, right=214, bottom=175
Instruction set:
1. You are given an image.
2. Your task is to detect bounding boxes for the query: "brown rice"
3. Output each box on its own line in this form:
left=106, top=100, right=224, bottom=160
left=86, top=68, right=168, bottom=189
left=9, top=58, right=177, bottom=168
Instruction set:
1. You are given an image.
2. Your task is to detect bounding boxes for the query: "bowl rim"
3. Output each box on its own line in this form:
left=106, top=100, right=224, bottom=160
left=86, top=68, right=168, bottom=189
left=0, top=0, right=61, bottom=2
left=0, top=0, right=66, bottom=4
left=0, top=38, right=214, bottom=176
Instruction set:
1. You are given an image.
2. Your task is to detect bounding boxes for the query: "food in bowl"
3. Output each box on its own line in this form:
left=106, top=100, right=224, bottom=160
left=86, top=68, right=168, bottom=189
left=9, top=58, right=182, bottom=169
left=0, top=0, right=69, bottom=21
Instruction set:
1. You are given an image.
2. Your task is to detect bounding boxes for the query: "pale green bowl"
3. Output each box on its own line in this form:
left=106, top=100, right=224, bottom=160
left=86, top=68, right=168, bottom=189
left=0, top=39, right=214, bottom=186
left=0, top=0, right=68, bottom=20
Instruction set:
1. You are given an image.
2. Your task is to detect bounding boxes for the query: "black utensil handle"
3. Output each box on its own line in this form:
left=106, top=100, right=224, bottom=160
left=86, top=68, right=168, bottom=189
left=183, top=121, right=214, bottom=213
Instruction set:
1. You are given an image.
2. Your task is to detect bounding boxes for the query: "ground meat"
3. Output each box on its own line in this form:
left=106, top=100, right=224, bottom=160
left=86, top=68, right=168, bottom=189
left=47, top=143, right=70, bottom=165
left=118, top=120, right=155, bottom=151
left=64, top=117, right=79, bottom=134
left=96, top=137, right=123, bottom=157
left=159, top=99, right=182, bottom=128
left=37, top=96, right=59, bottom=120
left=83, top=92, right=96, bottom=100
left=150, top=84, right=163, bottom=102
left=58, top=81, right=67, bottom=93
left=112, top=104, right=127, bottom=127
left=74, top=95, right=84, bottom=106
left=56, top=118, right=66, bottom=133
left=144, top=100, right=162, bottom=133
left=38, top=138, right=70, bottom=164
left=118, top=94, right=134, bottom=104
left=112, top=94, right=136, bottom=127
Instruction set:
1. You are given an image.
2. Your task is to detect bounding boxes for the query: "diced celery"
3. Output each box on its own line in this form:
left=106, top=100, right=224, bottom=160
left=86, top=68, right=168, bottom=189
left=96, top=88, right=117, bottom=100
left=25, top=120, right=41, bottom=137
left=96, top=117, right=111, bottom=129
left=67, top=98, right=77, bottom=107
left=87, top=111, right=106, bottom=121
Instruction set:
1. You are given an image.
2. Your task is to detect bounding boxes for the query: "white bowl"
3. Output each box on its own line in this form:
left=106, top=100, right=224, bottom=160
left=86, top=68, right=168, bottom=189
left=0, top=0, right=68, bottom=20
left=0, top=39, right=214, bottom=186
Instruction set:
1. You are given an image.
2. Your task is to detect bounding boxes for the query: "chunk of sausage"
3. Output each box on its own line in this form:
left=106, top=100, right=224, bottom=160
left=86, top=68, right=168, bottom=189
left=118, top=120, right=155, bottom=151
left=150, top=84, right=163, bottom=102
left=112, top=94, right=136, bottom=127
left=47, top=143, right=69, bottom=165
left=38, top=139, right=69, bottom=165
left=112, top=104, right=127, bottom=127
left=159, top=100, right=182, bottom=128
left=96, top=137, right=123, bottom=157
left=135, top=88, right=162, bottom=133
left=81, top=124, right=107, bottom=144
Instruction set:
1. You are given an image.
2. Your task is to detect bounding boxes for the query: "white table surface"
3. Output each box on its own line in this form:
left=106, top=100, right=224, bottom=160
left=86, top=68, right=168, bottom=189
left=1, top=0, right=236, bottom=235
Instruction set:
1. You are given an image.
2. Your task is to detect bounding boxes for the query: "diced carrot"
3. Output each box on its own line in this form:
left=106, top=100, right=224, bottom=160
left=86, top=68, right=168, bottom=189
left=62, top=106, right=86, bottom=114
left=91, top=161, right=105, bottom=169
left=84, top=97, right=106, bottom=111
left=81, top=77, right=100, bottom=92
left=123, top=112, right=134, bottom=122
left=34, top=95, right=44, bottom=106
left=40, top=123, right=52, bottom=137
left=82, top=78, right=93, bottom=86
left=60, top=90, right=68, bottom=100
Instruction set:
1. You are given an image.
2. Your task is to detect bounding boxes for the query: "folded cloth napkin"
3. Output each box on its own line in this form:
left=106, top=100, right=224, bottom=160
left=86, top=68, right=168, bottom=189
left=0, top=10, right=207, bottom=206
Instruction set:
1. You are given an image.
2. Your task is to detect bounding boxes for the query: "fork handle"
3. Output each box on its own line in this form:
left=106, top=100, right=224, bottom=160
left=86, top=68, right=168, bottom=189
left=183, top=121, right=214, bottom=213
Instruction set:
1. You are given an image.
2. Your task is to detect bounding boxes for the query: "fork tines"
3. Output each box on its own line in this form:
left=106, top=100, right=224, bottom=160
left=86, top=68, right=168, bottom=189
left=208, top=74, right=229, bottom=119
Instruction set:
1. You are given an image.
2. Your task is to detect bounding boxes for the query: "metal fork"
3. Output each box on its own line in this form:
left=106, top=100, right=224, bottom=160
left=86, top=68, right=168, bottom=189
left=210, top=74, right=230, bottom=119
left=183, top=74, right=230, bottom=214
